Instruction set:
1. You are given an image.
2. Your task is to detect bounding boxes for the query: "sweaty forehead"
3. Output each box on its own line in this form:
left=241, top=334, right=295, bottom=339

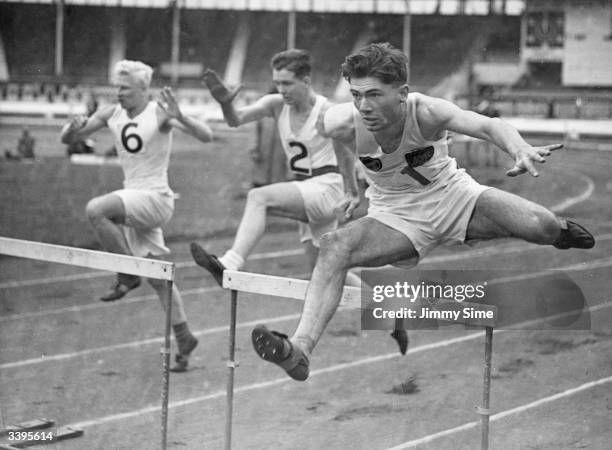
left=349, top=77, right=388, bottom=93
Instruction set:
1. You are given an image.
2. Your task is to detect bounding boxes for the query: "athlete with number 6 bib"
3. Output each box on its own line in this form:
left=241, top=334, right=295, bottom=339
left=61, top=60, right=213, bottom=372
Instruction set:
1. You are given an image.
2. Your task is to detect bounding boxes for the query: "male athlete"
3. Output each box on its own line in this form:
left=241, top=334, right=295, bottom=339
left=191, top=49, right=409, bottom=354
left=250, top=43, right=595, bottom=381
left=61, top=60, right=213, bottom=372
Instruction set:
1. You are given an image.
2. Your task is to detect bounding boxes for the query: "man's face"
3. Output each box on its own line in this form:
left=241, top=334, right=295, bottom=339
left=349, top=76, right=407, bottom=132
left=114, top=74, right=147, bottom=110
left=272, top=68, right=309, bottom=105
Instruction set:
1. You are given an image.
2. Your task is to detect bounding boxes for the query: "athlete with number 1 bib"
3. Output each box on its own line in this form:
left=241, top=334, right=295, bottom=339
left=191, top=49, right=409, bottom=354
left=61, top=60, right=213, bottom=372
left=250, top=43, right=595, bottom=382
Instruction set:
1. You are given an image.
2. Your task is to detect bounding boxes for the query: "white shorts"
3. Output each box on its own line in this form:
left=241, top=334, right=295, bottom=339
left=292, top=172, right=344, bottom=247
left=366, top=168, right=490, bottom=264
left=113, top=189, right=174, bottom=257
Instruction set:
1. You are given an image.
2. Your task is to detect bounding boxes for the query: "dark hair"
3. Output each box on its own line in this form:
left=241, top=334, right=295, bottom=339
left=270, top=49, right=312, bottom=78
left=341, top=42, right=408, bottom=85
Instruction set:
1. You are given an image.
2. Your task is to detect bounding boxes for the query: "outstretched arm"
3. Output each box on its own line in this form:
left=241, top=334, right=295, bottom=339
left=202, top=69, right=277, bottom=127
left=158, top=86, right=213, bottom=142
left=60, top=105, right=112, bottom=144
left=419, top=96, right=562, bottom=177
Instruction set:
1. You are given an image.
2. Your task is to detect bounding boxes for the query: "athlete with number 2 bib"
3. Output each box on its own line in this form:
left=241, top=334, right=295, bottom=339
left=191, top=49, right=345, bottom=275
left=61, top=60, right=213, bottom=372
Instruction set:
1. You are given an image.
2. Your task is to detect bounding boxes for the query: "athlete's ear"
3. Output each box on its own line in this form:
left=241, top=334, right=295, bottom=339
left=398, top=84, right=409, bottom=101
left=302, top=75, right=312, bottom=86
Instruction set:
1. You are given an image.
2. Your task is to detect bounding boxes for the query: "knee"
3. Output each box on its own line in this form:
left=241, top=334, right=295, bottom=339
left=85, top=198, right=104, bottom=224
left=245, top=187, right=270, bottom=207
left=318, top=231, right=352, bottom=268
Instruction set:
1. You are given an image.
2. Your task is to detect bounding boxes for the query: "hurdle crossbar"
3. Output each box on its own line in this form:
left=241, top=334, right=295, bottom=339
left=223, top=270, right=361, bottom=306
left=221, top=270, right=497, bottom=450
left=0, top=237, right=175, bottom=450
left=0, top=237, right=174, bottom=280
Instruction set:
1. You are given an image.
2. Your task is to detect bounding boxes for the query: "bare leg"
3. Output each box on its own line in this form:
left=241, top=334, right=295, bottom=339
left=291, top=218, right=419, bottom=355
left=86, top=193, right=131, bottom=255
left=148, top=258, right=197, bottom=372
left=302, top=240, right=318, bottom=273
left=148, top=278, right=187, bottom=325
left=87, top=193, right=143, bottom=301
left=252, top=218, right=418, bottom=380
left=466, top=188, right=561, bottom=243
left=192, top=182, right=314, bottom=285
left=228, top=182, right=308, bottom=265
left=304, top=240, right=362, bottom=287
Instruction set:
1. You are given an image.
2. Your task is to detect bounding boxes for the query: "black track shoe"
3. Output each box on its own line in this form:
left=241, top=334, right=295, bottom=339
left=251, top=325, right=310, bottom=381
left=190, top=242, right=225, bottom=286
left=553, top=220, right=595, bottom=250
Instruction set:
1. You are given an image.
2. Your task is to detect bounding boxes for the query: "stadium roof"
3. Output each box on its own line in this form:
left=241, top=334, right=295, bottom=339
left=3, top=0, right=526, bottom=15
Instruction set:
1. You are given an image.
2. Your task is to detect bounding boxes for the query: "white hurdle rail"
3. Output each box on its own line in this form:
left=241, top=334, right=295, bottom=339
left=0, top=237, right=175, bottom=450
left=222, top=269, right=498, bottom=450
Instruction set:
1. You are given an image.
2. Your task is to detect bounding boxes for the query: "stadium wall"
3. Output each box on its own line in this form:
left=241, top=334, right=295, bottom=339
left=522, top=0, right=612, bottom=87
left=563, top=0, right=612, bottom=86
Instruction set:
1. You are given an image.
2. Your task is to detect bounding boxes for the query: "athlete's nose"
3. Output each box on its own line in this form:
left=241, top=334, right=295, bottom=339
left=358, top=97, right=372, bottom=113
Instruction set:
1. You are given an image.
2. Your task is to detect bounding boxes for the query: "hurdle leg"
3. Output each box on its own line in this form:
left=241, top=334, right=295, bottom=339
left=161, top=280, right=173, bottom=450
left=480, top=326, right=494, bottom=450
left=225, top=290, right=238, bottom=450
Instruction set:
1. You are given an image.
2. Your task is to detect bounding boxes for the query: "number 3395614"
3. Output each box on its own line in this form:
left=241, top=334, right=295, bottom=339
left=8, top=431, right=54, bottom=441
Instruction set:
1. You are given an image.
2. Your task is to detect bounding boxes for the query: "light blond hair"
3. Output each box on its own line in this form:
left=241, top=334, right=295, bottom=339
left=112, top=60, right=153, bottom=89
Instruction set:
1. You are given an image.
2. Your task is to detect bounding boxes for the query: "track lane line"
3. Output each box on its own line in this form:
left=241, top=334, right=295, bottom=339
left=0, top=285, right=220, bottom=323
left=550, top=171, right=595, bottom=213
left=388, top=375, right=612, bottom=449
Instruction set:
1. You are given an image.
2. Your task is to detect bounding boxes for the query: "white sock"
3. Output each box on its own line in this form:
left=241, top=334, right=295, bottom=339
left=219, top=249, right=244, bottom=271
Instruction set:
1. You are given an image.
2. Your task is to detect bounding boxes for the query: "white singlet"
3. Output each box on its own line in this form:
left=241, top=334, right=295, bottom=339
left=277, top=95, right=344, bottom=246
left=107, top=101, right=173, bottom=195
left=354, top=93, right=490, bottom=261
left=106, top=101, right=175, bottom=257
left=277, top=94, right=338, bottom=175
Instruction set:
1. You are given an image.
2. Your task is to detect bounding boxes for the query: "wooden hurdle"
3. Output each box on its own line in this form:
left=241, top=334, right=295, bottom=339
left=222, top=270, right=497, bottom=450
left=0, top=237, right=175, bottom=450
